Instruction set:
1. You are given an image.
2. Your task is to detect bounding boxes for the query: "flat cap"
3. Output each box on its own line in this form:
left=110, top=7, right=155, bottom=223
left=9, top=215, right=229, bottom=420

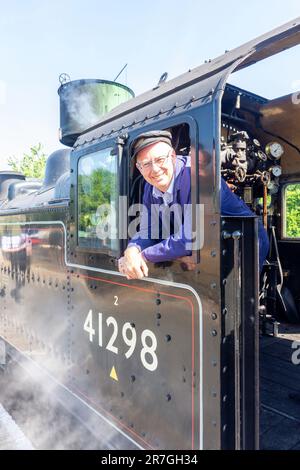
left=131, top=130, right=172, bottom=160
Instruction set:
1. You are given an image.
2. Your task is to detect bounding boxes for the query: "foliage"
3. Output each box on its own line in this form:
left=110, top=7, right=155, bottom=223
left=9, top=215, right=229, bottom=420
left=7, top=143, right=47, bottom=179
left=78, top=168, right=117, bottom=234
left=286, top=184, right=300, bottom=237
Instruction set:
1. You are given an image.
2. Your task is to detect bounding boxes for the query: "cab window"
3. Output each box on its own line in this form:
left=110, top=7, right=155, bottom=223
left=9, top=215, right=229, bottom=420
left=284, top=183, right=300, bottom=238
left=77, top=147, right=119, bottom=251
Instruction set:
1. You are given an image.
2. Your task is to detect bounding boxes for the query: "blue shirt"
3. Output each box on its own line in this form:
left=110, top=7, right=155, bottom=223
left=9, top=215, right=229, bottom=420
left=128, top=156, right=269, bottom=270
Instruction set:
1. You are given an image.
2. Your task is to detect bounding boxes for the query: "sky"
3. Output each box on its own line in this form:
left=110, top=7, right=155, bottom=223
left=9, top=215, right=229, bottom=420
left=0, top=0, right=299, bottom=169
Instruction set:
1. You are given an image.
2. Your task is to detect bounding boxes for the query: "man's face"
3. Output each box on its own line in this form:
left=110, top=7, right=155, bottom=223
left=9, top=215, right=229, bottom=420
left=136, top=141, right=176, bottom=192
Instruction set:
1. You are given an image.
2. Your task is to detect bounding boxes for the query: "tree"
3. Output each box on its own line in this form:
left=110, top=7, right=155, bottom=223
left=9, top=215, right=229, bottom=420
left=286, top=184, right=300, bottom=237
left=7, top=143, right=47, bottom=179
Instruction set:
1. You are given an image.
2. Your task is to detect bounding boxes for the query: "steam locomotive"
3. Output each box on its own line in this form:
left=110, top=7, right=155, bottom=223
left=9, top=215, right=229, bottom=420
left=0, top=18, right=300, bottom=449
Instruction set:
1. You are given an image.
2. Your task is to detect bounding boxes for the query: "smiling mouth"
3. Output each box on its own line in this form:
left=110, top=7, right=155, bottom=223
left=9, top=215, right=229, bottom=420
left=153, top=174, right=164, bottom=180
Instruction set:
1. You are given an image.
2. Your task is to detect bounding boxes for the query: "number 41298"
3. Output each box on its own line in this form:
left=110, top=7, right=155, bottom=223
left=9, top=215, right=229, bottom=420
left=83, top=309, right=158, bottom=371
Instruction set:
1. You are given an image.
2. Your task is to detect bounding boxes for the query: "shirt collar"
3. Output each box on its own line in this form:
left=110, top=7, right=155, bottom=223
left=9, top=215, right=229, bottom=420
left=152, top=175, right=175, bottom=205
left=152, top=156, right=186, bottom=204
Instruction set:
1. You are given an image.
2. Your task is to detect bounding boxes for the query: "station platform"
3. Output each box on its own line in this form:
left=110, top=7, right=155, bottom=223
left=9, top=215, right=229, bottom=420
left=260, top=322, right=300, bottom=449
left=0, top=403, right=33, bottom=450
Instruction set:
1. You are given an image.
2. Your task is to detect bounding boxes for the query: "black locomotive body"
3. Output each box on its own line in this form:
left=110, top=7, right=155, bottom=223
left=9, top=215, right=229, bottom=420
left=0, top=18, right=300, bottom=450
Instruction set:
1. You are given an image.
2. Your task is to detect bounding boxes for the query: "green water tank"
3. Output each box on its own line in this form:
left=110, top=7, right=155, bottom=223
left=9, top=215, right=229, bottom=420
left=58, top=78, right=134, bottom=147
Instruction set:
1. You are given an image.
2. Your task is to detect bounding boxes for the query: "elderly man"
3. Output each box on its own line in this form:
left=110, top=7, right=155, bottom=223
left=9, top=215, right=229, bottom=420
left=118, top=130, right=269, bottom=279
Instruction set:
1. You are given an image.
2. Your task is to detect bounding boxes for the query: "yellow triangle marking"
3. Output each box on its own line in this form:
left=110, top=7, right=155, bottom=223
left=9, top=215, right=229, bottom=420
left=110, top=366, right=118, bottom=381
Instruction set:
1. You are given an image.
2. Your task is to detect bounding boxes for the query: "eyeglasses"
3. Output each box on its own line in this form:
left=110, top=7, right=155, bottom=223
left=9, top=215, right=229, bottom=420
left=136, top=150, right=172, bottom=172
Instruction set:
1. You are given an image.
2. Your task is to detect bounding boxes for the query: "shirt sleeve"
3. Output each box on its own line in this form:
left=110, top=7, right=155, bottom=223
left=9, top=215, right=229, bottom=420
left=127, top=185, right=158, bottom=252
left=142, top=235, right=192, bottom=262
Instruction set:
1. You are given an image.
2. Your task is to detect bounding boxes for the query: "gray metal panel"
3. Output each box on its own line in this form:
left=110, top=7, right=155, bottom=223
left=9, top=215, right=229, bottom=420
left=75, top=17, right=300, bottom=145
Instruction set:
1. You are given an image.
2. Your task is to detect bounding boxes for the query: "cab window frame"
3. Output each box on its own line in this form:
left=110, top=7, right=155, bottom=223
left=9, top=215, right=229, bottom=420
left=126, top=115, right=199, bottom=265
left=75, top=139, right=121, bottom=257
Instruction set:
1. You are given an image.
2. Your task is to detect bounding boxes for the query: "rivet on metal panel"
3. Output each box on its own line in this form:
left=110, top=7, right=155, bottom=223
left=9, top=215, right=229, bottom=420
left=211, top=330, right=217, bottom=337
left=211, top=391, right=217, bottom=398
left=222, top=278, right=227, bottom=286
left=222, top=307, right=228, bottom=316
left=222, top=249, right=226, bottom=256
left=156, top=313, right=161, bottom=319
left=222, top=231, right=231, bottom=240
left=222, top=337, right=227, bottom=344
left=212, top=420, right=217, bottom=427
left=165, top=335, right=171, bottom=342
left=211, top=250, right=216, bottom=258
left=130, top=322, right=135, bottom=328
left=211, top=313, right=217, bottom=320
left=210, top=282, right=216, bottom=289
left=222, top=366, right=228, bottom=374
left=210, top=220, right=217, bottom=226
left=156, top=299, right=161, bottom=305
left=232, top=230, right=242, bottom=240
left=222, top=424, right=227, bottom=432
left=166, top=394, right=171, bottom=402
left=131, top=375, right=136, bottom=382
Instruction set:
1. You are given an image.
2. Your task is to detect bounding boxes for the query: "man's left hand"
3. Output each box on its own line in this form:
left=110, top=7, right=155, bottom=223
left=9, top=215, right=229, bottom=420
left=118, top=247, right=149, bottom=280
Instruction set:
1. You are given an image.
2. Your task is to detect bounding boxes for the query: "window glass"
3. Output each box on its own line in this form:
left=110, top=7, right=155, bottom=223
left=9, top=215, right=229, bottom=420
left=285, top=184, right=300, bottom=238
left=78, top=147, right=119, bottom=251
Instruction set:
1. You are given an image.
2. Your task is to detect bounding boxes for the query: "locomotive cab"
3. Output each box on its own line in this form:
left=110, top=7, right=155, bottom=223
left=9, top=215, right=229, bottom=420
left=0, top=18, right=300, bottom=450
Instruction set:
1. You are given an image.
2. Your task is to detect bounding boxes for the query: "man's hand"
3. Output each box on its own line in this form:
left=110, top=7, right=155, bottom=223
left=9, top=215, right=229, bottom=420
left=118, top=246, right=149, bottom=280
